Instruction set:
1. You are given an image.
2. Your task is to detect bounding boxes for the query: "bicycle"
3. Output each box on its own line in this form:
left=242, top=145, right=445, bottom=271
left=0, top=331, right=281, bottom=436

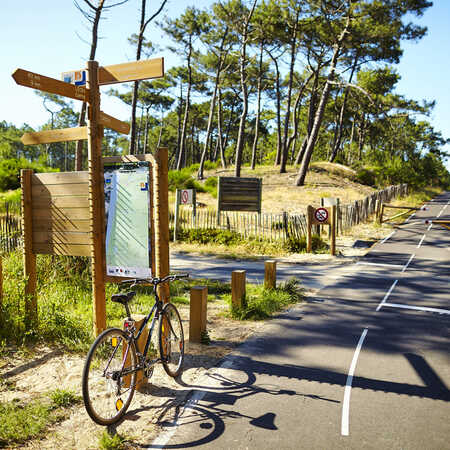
left=82, top=273, right=189, bottom=425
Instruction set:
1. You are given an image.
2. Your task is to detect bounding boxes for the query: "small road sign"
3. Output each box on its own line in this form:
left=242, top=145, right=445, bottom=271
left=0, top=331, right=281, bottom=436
left=180, top=189, right=193, bottom=205
left=315, top=207, right=329, bottom=223
left=12, top=68, right=88, bottom=102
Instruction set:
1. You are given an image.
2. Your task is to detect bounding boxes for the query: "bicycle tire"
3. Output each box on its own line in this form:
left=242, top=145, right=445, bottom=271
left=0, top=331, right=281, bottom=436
left=159, top=303, right=185, bottom=377
left=82, top=328, right=137, bottom=425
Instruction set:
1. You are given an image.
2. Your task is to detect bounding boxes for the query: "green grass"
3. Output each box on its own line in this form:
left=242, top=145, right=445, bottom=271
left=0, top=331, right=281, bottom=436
left=227, top=278, right=304, bottom=320
left=99, top=430, right=129, bottom=450
left=0, top=389, right=79, bottom=447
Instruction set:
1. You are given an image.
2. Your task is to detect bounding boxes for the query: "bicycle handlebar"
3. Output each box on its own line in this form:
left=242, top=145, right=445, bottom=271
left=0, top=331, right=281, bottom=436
left=119, top=273, right=189, bottom=288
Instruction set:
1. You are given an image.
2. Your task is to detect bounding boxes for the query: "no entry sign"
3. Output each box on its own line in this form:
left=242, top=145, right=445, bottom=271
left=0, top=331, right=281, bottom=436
left=180, top=189, right=193, bottom=205
left=314, top=207, right=329, bottom=223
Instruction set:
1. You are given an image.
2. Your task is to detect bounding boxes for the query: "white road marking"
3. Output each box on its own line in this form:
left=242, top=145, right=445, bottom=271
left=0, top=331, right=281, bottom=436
left=405, top=213, right=416, bottom=223
left=356, top=262, right=404, bottom=269
left=342, top=328, right=368, bottom=436
left=417, top=234, right=426, bottom=248
left=427, top=222, right=433, bottom=231
left=380, top=231, right=395, bottom=244
left=402, top=254, right=415, bottom=272
left=376, top=279, right=399, bottom=312
left=383, top=303, right=450, bottom=315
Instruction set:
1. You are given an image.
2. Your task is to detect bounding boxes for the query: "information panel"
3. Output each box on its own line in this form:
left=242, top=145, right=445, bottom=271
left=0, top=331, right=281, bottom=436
left=104, top=162, right=151, bottom=278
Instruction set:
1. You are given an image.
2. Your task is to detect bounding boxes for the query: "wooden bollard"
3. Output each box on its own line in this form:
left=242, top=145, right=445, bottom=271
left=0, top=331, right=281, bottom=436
left=231, top=270, right=246, bottom=308
left=189, top=286, right=207, bottom=343
left=264, top=260, right=276, bottom=290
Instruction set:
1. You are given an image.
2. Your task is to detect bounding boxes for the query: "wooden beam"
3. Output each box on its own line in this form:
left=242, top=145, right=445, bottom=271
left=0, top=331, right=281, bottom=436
left=98, top=57, right=164, bottom=85
left=87, top=60, right=107, bottom=336
left=21, top=127, right=88, bottom=145
left=99, top=111, right=130, bottom=134
left=12, top=68, right=88, bottom=102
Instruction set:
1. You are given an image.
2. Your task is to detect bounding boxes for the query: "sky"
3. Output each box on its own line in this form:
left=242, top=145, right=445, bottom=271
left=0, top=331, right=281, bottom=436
left=1, top=0, right=449, bottom=169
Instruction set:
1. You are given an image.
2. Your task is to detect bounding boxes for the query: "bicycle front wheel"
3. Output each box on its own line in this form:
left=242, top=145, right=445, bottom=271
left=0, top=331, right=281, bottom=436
left=82, top=328, right=137, bottom=425
left=159, top=303, right=185, bottom=377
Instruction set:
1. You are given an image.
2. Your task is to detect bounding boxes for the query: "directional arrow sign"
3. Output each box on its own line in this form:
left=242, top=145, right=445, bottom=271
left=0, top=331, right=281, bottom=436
left=99, top=111, right=130, bottom=135
left=12, top=68, right=89, bottom=102
left=21, top=127, right=88, bottom=145
left=97, top=57, right=164, bottom=85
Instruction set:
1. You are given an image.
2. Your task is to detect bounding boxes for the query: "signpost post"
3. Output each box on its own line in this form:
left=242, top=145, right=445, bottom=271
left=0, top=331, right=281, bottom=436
left=307, top=205, right=336, bottom=256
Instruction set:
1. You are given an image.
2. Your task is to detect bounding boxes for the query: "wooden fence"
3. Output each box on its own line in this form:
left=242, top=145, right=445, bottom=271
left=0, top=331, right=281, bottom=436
left=170, top=184, right=408, bottom=241
left=0, top=200, right=22, bottom=253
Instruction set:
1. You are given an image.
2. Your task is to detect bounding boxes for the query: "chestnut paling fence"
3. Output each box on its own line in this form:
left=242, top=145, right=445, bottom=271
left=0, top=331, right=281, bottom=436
left=0, top=184, right=408, bottom=253
left=170, top=184, right=408, bottom=242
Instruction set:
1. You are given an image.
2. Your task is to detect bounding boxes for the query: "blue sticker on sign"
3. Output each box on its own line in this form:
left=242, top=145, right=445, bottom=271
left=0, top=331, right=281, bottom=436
left=140, top=182, right=148, bottom=191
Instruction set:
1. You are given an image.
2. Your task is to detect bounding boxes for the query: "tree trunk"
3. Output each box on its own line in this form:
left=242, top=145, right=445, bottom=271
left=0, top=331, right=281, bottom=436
left=268, top=50, right=282, bottom=166
left=217, top=88, right=227, bottom=168
left=177, top=37, right=192, bottom=170
left=75, top=0, right=104, bottom=170
left=295, top=14, right=351, bottom=186
left=251, top=42, right=264, bottom=170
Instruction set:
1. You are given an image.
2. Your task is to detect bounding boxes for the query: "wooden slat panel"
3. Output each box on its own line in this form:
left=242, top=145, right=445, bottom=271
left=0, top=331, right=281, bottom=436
left=33, top=242, right=91, bottom=257
left=33, top=231, right=91, bottom=245
left=32, top=196, right=89, bottom=208
left=32, top=171, right=89, bottom=185
left=32, top=207, right=90, bottom=221
left=32, top=183, right=89, bottom=197
left=32, top=219, right=91, bottom=233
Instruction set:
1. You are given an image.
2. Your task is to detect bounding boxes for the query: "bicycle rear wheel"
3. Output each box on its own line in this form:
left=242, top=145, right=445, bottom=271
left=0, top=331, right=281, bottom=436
left=159, top=303, right=185, bottom=377
left=82, top=328, right=137, bottom=425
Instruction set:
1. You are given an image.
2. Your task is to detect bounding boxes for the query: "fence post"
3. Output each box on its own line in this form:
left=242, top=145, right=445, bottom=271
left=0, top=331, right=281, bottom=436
left=231, top=270, right=246, bottom=309
left=174, top=189, right=180, bottom=242
left=330, top=205, right=336, bottom=256
left=0, top=256, right=2, bottom=322
left=264, top=260, right=276, bottom=290
left=21, top=169, right=37, bottom=328
left=190, top=286, right=207, bottom=343
left=306, top=205, right=313, bottom=252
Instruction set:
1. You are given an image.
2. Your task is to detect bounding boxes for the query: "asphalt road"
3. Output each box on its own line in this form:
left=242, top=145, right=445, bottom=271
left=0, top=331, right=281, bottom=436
left=152, top=192, right=450, bottom=449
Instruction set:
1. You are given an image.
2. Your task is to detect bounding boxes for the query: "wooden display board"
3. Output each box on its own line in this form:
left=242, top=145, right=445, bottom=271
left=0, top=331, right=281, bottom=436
left=14, top=58, right=168, bottom=335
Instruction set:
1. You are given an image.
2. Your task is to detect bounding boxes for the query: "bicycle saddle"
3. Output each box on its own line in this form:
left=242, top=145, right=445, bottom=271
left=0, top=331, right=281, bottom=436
left=111, top=291, right=136, bottom=305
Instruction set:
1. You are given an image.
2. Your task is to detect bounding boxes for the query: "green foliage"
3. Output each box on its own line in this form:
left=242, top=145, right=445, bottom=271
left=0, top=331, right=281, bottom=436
left=99, top=431, right=129, bottom=450
left=171, top=228, right=241, bottom=245
left=168, top=167, right=206, bottom=193
left=229, top=278, right=304, bottom=321
left=0, top=158, right=57, bottom=192
left=356, top=167, right=378, bottom=186
left=283, top=235, right=328, bottom=253
left=204, top=176, right=218, bottom=197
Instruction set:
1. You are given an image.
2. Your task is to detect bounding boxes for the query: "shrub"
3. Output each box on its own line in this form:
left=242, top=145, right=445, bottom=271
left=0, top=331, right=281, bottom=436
left=356, top=167, right=378, bottom=186
left=170, top=228, right=241, bottom=245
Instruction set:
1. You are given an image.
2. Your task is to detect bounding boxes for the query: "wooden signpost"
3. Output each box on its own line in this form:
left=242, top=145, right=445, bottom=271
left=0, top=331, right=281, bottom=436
left=307, top=205, right=336, bottom=256
left=14, top=57, right=167, bottom=335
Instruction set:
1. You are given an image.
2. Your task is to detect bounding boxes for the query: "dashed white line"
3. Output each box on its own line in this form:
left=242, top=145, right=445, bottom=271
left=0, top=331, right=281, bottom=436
left=356, top=262, right=404, bottom=269
left=417, top=234, right=426, bottom=248
left=380, top=231, right=395, bottom=244
left=376, top=279, right=399, bottom=312
left=405, top=213, right=416, bottom=223
left=427, top=222, right=433, bottom=231
left=342, top=328, right=368, bottom=436
left=402, top=254, right=415, bottom=272
left=383, top=303, right=450, bottom=315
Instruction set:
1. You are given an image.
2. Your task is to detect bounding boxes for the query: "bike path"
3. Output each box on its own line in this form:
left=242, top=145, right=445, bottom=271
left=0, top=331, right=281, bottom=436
left=150, top=192, right=449, bottom=449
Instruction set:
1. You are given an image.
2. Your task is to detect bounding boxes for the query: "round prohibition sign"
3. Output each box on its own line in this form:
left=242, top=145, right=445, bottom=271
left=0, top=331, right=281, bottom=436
left=181, top=190, right=189, bottom=204
left=314, top=207, right=329, bottom=223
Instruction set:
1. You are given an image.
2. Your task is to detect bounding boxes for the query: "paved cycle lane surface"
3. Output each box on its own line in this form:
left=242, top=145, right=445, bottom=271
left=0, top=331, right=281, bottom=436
left=150, top=193, right=449, bottom=449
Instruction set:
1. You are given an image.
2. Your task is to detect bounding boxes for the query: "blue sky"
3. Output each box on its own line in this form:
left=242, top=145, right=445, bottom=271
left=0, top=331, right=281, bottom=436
left=1, top=0, right=448, bottom=169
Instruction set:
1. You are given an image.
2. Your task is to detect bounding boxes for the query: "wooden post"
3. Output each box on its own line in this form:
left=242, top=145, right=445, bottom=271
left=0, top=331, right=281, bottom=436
left=21, top=169, right=37, bottom=327
left=86, top=60, right=107, bottom=336
left=330, top=205, right=336, bottom=256
left=216, top=177, right=221, bottom=227
left=231, top=270, right=246, bottom=309
left=189, top=286, right=207, bottom=343
left=0, top=256, right=3, bottom=322
left=264, top=260, right=276, bottom=290
left=174, top=189, right=180, bottom=242
left=306, top=205, right=313, bottom=253
left=154, top=147, right=170, bottom=304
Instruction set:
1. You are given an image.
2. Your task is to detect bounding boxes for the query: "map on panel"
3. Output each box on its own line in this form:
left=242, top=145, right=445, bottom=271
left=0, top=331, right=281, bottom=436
left=104, top=163, right=151, bottom=278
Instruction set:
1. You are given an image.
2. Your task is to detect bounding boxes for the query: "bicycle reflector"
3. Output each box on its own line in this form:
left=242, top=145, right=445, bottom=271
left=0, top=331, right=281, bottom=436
left=111, top=337, right=118, bottom=347
left=116, top=398, right=124, bottom=411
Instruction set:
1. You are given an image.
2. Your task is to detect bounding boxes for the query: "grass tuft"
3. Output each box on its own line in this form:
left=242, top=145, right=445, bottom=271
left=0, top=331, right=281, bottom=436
left=99, top=430, right=129, bottom=450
